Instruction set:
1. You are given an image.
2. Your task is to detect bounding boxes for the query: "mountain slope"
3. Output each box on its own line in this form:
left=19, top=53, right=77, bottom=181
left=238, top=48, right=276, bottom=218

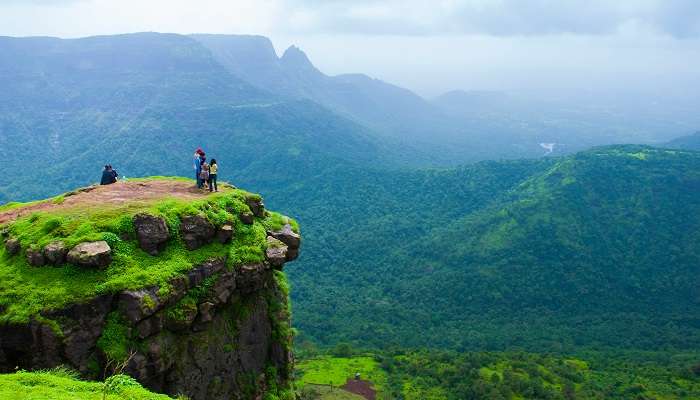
left=192, top=34, right=442, bottom=140
left=277, top=145, right=700, bottom=351
left=664, top=131, right=700, bottom=150
left=0, top=33, right=400, bottom=203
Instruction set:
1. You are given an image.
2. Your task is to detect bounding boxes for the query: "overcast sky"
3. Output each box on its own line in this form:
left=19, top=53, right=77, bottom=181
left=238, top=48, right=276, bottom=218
left=1, top=0, right=699, bottom=97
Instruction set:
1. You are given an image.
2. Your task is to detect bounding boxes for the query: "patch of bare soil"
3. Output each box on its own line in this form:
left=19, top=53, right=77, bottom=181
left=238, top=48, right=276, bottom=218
left=341, top=379, right=376, bottom=400
left=0, top=180, right=219, bottom=225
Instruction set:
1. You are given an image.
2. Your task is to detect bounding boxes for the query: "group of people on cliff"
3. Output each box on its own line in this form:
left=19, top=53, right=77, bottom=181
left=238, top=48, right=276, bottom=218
left=99, top=149, right=219, bottom=192
left=193, top=148, right=218, bottom=192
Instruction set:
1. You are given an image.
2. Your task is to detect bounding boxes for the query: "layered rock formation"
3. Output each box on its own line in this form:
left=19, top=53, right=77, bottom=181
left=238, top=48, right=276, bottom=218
left=0, top=179, right=300, bottom=400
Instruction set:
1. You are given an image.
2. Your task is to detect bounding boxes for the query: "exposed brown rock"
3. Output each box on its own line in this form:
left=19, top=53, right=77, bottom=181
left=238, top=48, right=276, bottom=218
left=119, top=288, right=160, bottom=325
left=245, top=197, right=266, bottom=218
left=236, top=263, right=270, bottom=294
left=133, top=214, right=170, bottom=255
left=265, top=236, right=288, bottom=269
left=4, top=238, right=20, bottom=256
left=26, top=248, right=45, bottom=267
left=268, top=224, right=301, bottom=261
left=43, top=241, right=67, bottom=265
left=67, top=241, right=112, bottom=268
left=197, top=302, right=216, bottom=323
left=239, top=211, right=254, bottom=225
left=180, top=215, right=215, bottom=250
left=216, top=224, right=233, bottom=244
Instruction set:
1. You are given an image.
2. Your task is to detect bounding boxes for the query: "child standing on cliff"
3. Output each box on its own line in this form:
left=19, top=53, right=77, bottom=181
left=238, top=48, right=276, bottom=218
left=209, top=159, right=218, bottom=192
left=199, top=162, right=210, bottom=190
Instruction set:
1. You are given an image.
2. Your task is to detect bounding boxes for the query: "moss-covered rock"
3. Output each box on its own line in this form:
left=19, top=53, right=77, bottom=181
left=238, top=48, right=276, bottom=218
left=0, top=178, right=301, bottom=400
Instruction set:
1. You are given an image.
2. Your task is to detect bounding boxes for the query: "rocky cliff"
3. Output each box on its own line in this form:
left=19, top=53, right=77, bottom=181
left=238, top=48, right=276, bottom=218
left=0, top=178, right=300, bottom=400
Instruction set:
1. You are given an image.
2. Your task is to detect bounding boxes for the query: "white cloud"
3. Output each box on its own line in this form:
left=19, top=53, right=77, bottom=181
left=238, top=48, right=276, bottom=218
left=278, top=0, right=700, bottom=38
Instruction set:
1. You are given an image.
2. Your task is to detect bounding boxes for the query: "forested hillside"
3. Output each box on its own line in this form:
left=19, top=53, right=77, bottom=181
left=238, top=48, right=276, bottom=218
left=274, top=146, right=700, bottom=351
left=0, top=33, right=423, bottom=203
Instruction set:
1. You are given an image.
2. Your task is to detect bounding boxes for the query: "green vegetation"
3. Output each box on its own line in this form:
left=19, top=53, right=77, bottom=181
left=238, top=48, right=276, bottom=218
left=295, top=351, right=700, bottom=400
left=0, top=179, right=298, bottom=325
left=0, top=368, right=176, bottom=400
left=279, top=145, right=700, bottom=351
left=96, top=312, right=132, bottom=363
left=298, top=385, right=365, bottom=400
left=296, top=356, right=387, bottom=392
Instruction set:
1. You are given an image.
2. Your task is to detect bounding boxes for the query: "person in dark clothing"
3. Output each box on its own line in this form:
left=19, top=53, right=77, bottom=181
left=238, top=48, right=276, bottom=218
left=100, top=165, right=117, bottom=185
left=108, top=164, right=118, bottom=181
left=208, top=159, right=218, bottom=192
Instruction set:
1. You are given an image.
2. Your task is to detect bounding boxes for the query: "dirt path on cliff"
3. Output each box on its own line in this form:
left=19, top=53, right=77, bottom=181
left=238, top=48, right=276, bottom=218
left=0, top=179, right=223, bottom=225
left=341, top=379, right=376, bottom=400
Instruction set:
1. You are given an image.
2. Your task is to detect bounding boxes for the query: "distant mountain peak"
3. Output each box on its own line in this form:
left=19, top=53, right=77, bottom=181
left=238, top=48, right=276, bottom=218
left=280, top=45, right=317, bottom=72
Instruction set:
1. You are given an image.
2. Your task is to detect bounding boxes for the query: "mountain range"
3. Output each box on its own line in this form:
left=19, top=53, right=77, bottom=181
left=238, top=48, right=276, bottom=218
left=1, top=32, right=699, bottom=357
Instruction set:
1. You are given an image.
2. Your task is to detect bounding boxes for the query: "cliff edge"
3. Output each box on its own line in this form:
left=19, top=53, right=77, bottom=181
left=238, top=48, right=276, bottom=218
left=0, top=178, right=301, bottom=400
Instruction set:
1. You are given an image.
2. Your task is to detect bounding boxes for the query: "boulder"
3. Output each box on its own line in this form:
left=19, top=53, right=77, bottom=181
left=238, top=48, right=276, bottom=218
left=43, top=242, right=67, bottom=265
left=67, top=241, right=112, bottom=268
left=239, top=211, right=255, bottom=225
left=236, top=263, right=269, bottom=294
left=180, top=215, right=215, bottom=250
left=4, top=238, right=20, bottom=256
left=186, top=259, right=225, bottom=288
left=216, top=224, right=234, bottom=244
left=118, top=288, right=160, bottom=325
left=265, top=237, right=288, bottom=269
left=245, top=197, right=266, bottom=218
left=197, top=302, right=215, bottom=323
left=26, top=248, right=45, bottom=267
left=135, top=311, right=165, bottom=339
left=212, top=271, right=236, bottom=304
left=268, top=224, right=301, bottom=261
left=133, top=214, right=170, bottom=255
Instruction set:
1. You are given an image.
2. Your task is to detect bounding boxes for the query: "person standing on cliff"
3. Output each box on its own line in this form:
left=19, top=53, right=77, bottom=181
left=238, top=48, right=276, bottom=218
left=209, top=159, right=218, bottom=192
left=200, top=162, right=210, bottom=190
left=194, top=148, right=204, bottom=188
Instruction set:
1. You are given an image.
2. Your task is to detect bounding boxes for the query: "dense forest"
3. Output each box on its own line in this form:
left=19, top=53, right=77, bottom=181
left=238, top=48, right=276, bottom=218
left=276, top=145, right=700, bottom=352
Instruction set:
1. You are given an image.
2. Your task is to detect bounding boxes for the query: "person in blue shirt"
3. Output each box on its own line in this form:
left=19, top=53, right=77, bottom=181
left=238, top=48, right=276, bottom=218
left=194, top=149, right=204, bottom=188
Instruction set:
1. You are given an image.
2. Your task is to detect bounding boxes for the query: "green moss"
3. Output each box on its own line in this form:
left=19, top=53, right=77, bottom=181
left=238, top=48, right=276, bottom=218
left=96, top=312, right=131, bottom=363
left=0, top=368, right=173, bottom=399
left=0, top=179, right=299, bottom=324
left=166, top=274, right=218, bottom=322
left=262, top=212, right=300, bottom=234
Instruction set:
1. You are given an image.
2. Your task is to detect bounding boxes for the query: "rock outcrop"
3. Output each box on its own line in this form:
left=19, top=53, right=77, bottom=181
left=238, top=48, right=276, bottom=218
left=0, top=181, right=300, bottom=400
left=66, top=241, right=112, bottom=268
left=133, top=214, right=170, bottom=255
left=180, top=215, right=216, bottom=250
left=4, top=238, right=20, bottom=256
left=43, top=241, right=67, bottom=265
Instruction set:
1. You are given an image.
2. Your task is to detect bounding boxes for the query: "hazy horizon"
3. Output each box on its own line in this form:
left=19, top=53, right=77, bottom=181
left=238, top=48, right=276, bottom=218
left=2, top=0, right=699, bottom=98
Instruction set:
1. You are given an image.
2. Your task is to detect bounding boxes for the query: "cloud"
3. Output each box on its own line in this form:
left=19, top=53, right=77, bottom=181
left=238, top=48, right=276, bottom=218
left=2, top=0, right=88, bottom=5
left=279, top=0, right=700, bottom=38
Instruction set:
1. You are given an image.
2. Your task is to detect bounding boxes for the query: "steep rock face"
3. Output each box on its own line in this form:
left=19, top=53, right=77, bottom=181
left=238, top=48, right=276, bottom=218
left=0, top=259, right=293, bottom=399
left=0, top=181, right=300, bottom=400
